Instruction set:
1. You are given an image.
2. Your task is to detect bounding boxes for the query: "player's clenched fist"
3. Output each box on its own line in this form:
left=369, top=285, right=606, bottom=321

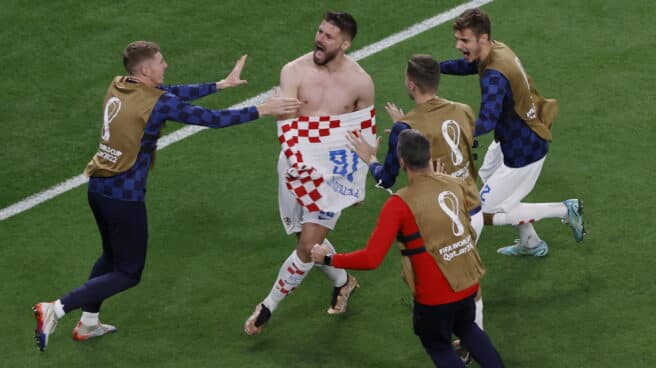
left=310, top=244, right=330, bottom=264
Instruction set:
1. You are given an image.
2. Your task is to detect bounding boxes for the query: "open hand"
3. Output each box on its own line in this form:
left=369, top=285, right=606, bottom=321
left=217, top=54, right=249, bottom=89
left=346, top=131, right=381, bottom=165
left=433, top=159, right=446, bottom=174
left=384, top=102, right=405, bottom=122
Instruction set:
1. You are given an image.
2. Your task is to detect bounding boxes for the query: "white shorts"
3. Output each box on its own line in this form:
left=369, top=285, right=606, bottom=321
left=278, top=152, right=341, bottom=235
left=470, top=210, right=483, bottom=243
left=479, top=141, right=546, bottom=213
left=478, top=140, right=503, bottom=184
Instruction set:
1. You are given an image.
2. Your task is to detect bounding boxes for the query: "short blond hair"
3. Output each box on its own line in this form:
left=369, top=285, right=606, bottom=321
left=123, top=41, right=160, bottom=75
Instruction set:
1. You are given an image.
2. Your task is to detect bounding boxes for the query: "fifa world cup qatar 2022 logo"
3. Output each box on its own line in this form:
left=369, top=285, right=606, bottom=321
left=102, top=97, right=122, bottom=141
left=437, top=191, right=465, bottom=237
left=441, top=120, right=464, bottom=166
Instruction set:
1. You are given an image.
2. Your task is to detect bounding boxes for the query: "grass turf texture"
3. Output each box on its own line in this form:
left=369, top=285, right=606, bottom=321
left=1, top=0, right=655, bottom=367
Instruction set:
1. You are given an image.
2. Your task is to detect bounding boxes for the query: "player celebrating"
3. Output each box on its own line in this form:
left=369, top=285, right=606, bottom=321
left=32, top=41, right=300, bottom=351
left=440, top=8, right=585, bottom=256
left=347, top=54, right=482, bottom=239
left=311, top=130, right=504, bottom=368
left=347, top=54, right=485, bottom=364
left=244, top=11, right=375, bottom=335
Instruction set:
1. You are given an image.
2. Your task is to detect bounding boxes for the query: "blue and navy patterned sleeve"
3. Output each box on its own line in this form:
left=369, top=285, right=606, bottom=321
left=151, top=92, right=259, bottom=129
left=474, top=69, right=508, bottom=136
left=439, top=58, right=479, bottom=75
left=369, top=122, right=410, bottom=189
left=158, top=83, right=217, bottom=101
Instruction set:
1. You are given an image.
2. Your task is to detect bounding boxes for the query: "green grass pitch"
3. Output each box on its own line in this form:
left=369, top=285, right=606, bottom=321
left=1, top=0, right=655, bottom=367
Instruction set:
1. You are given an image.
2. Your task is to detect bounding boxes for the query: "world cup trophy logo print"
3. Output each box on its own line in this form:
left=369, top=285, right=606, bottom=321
left=441, top=120, right=463, bottom=166
left=438, top=191, right=465, bottom=236
left=102, top=97, right=121, bottom=141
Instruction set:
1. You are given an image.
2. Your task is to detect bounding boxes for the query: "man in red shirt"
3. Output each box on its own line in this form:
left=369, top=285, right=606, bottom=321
left=311, top=129, right=503, bottom=367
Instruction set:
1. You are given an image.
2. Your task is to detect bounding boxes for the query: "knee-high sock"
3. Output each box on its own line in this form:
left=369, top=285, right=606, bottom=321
left=518, top=223, right=542, bottom=248
left=493, top=203, right=566, bottom=248
left=314, top=239, right=348, bottom=287
left=263, top=250, right=313, bottom=312
left=492, top=203, right=567, bottom=226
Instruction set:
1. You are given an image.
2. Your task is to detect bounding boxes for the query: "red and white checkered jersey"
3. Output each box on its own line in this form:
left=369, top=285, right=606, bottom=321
left=277, top=106, right=377, bottom=213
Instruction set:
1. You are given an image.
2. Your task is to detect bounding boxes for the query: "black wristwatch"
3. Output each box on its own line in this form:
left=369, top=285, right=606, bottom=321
left=324, top=254, right=332, bottom=266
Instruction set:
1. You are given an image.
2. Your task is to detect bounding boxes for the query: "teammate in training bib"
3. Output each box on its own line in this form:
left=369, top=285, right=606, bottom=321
left=347, top=54, right=486, bottom=363
left=312, top=130, right=504, bottom=368
left=32, top=41, right=300, bottom=351
left=439, top=8, right=586, bottom=256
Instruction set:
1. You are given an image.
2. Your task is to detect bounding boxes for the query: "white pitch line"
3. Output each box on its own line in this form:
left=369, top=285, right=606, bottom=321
left=0, top=0, right=492, bottom=222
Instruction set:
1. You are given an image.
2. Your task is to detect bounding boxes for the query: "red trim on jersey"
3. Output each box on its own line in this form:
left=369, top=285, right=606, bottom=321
left=331, top=195, right=479, bottom=306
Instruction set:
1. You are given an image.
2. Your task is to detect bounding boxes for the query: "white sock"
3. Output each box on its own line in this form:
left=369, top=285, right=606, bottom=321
left=492, top=203, right=567, bottom=226
left=314, top=239, right=348, bottom=287
left=263, top=250, right=313, bottom=312
left=54, top=299, right=65, bottom=319
left=80, top=312, right=99, bottom=326
left=518, top=223, right=542, bottom=248
left=475, top=298, right=484, bottom=330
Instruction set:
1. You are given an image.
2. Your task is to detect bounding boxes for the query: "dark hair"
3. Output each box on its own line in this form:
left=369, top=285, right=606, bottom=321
left=123, top=41, right=161, bottom=75
left=453, top=8, right=491, bottom=38
left=397, top=129, right=431, bottom=170
left=324, top=11, right=357, bottom=40
left=407, top=54, right=441, bottom=94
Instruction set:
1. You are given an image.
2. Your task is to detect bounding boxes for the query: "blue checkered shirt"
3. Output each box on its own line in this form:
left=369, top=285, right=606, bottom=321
left=369, top=122, right=410, bottom=189
left=440, top=58, right=548, bottom=168
left=88, top=82, right=259, bottom=201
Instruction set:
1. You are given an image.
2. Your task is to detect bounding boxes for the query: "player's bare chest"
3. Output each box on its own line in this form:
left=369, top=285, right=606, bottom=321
left=297, top=73, right=358, bottom=113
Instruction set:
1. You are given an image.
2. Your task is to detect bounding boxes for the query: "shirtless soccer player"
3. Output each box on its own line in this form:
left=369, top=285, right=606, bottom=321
left=244, top=11, right=375, bottom=335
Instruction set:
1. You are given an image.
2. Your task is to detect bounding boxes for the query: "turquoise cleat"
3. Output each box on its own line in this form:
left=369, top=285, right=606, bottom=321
left=563, top=199, right=586, bottom=242
left=497, top=239, right=549, bottom=257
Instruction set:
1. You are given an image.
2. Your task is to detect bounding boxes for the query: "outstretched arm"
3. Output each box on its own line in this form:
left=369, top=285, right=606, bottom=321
left=159, top=54, right=249, bottom=101
left=152, top=91, right=300, bottom=129
left=367, top=122, right=409, bottom=189
left=159, top=83, right=217, bottom=101
left=439, top=58, right=478, bottom=75
left=346, top=100, right=409, bottom=189
left=311, top=196, right=406, bottom=270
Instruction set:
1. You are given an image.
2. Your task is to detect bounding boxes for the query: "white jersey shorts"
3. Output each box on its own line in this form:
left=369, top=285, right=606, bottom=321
left=478, top=141, right=546, bottom=213
left=470, top=210, right=484, bottom=243
left=278, top=152, right=341, bottom=235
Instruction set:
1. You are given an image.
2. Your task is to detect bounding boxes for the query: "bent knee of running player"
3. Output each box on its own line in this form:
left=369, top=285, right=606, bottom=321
left=480, top=188, right=514, bottom=213
left=479, top=176, right=522, bottom=215
left=295, top=223, right=331, bottom=262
